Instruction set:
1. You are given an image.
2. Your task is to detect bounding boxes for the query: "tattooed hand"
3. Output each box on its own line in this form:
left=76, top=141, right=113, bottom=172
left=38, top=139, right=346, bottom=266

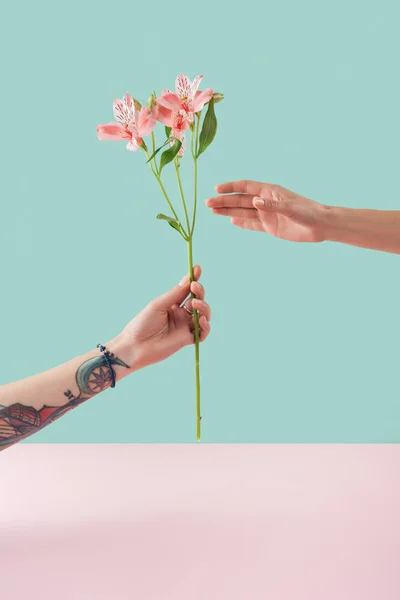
left=119, top=265, right=211, bottom=370
left=0, top=266, right=210, bottom=450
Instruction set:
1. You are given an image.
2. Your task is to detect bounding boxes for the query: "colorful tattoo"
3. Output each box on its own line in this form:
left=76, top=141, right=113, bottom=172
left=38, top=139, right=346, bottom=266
left=0, top=351, right=129, bottom=449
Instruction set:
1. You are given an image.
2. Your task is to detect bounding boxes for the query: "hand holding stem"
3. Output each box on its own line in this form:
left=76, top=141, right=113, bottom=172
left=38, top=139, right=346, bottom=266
left=144, top=120, right=202, bottom=438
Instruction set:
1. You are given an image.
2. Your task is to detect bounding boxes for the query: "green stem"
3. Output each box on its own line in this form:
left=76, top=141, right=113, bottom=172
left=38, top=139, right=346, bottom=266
left=144, top=144, right=200, bottom=438
left=155, top=174, right=179, bottom=222
left=190, top=116, right=201, bottom=236
left=187, top=237, right=201, bottom=440
left=187, top=116, right=202, bottom=439
left=174, top=158, right=191, bottom=235
left=195, top=113, right=201, bottom=154
left=151, top=132, right=158, bottom=174
left=144, top=149, right=184, bottom=234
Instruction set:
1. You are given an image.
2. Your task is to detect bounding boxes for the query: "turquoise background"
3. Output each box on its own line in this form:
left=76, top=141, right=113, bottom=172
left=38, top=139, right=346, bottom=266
left=1, top=0, right=399, bottom=442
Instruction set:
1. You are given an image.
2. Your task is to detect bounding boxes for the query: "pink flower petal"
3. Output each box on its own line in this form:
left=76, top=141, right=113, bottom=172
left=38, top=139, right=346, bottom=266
left=96, top=123, right=132, bottom=141
left=156, top=92, right=182, bottom=111
left=127, top=138, right=140, bottom=151
left=190, top=75, right=203, bottom=98
left=113, top=94, right=137, bottom=133
left=137, top=107, right=157, bottom=138
left=172, top=110, right=190, bottom=132
left=113, top=98, right=130, bottom=127
left=193, top=88, right=214, bottom=113
left=176, top=74, right=191, bottom=99
left=123, top=93, right=133, bottom=108
left=156, top=104, right=173, bottom=126
left=113, top=99, right=125, bottom=124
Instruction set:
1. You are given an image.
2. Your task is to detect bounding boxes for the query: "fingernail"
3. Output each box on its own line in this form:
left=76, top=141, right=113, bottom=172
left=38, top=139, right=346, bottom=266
left=254, top=197, right=264, bottom=207
left=179, top=275, right=187, bottom=286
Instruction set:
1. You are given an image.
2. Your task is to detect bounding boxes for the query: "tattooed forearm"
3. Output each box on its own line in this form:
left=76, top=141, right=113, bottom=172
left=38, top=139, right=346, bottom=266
left=0, top=401, right=76, bottom=450
left=0, top=350, right=130, bottom=450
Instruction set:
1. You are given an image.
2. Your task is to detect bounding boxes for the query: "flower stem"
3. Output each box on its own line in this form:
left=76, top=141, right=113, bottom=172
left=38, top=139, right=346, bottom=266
left=174, top=158, right=191, bottom=235
left=151, top=132, right=159, bottom=174
left=155, top=174, right=180, bottom=222
left=144, top=149, right=186, bottom=237
left=190, top=115, right=201, bottom=236
left=187, top=236, right=201, bottom=440
left=187, top=116, right=203, bottom=439
left=145, top=141, right=200, bottom=438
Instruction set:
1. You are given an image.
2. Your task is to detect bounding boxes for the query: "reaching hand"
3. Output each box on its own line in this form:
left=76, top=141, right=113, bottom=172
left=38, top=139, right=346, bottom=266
left=206, top=180, right=328, bottom=243
left=120, top=265, right=210, bottom=370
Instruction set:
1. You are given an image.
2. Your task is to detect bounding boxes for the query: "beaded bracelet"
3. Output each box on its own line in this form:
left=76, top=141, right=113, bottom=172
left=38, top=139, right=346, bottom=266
left=97, top=344, right=116, bottom=388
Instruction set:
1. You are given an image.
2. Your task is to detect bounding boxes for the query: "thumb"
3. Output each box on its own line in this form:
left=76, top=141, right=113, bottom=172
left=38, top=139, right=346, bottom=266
left=152, top=265, right=201, bottom=310
left=253, top=188, right=291, bottom=215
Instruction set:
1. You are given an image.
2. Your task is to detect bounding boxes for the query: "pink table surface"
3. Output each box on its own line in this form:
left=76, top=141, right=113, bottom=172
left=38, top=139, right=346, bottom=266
left=1, top=444, right=399, bottom=600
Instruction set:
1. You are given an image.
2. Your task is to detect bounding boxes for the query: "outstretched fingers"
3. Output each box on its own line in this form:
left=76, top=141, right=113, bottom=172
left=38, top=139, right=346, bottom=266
left=231, top=218, right=265, bottom=232
left=206, top=194, right=255, bottom=209
left=211, top=207, right=258, bottom=220
left=214, top=180, right=265, bottom=196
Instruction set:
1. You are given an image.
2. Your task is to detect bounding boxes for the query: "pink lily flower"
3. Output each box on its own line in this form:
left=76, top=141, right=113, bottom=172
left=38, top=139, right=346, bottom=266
left=157, top=74, right=213, bottom=123
left=97, top=93, right=157, bottom=152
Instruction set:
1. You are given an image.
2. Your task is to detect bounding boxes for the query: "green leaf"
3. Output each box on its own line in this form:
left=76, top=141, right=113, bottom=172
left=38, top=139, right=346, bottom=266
left=156, top=213, right=182, bottom=234
left=159, top=139, right=182, bottom=172
left=165, top=126, right=172, bottom=138
left=197, top=98, right=217, bottom=158
left=146, top=138, right=172, bottom=163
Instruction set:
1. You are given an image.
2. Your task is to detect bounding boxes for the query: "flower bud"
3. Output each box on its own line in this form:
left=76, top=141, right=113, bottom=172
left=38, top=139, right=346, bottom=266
left=133, top=97, right=142, bottom=111
left=148, top=94, right=156, bottom=110
left=213, top=92, right=224, bottom=104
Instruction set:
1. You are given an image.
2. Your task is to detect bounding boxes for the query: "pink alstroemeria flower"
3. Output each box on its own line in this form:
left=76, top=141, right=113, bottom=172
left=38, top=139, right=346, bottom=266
left=157, top=106, right=190, bottom=156
left=157, top=74, right=213, bottom=123
left=97, top=93, right=156, bottom=152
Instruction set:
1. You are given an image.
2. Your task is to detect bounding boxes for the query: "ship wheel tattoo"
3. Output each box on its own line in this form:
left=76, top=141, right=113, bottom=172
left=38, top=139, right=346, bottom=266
left=74, top=353, right=130, bottom=398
